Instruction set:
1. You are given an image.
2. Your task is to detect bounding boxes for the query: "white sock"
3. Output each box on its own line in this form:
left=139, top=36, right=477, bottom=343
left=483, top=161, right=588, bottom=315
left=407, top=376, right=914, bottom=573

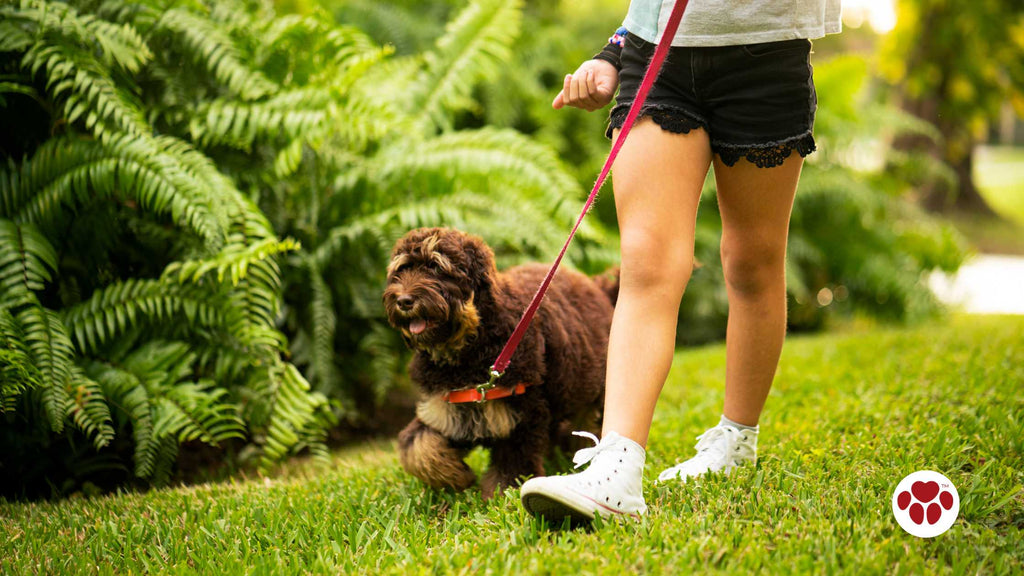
left=720, top=415, right=758, bottom=433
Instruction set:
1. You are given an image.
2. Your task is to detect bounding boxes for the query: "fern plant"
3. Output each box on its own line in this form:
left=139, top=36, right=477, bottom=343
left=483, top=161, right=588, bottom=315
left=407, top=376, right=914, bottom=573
left=0, top=0, right=333, bottom=496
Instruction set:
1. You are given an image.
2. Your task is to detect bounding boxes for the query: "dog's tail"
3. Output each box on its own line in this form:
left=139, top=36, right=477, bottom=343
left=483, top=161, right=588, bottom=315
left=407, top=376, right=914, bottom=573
left=592, top=267, right=620, bottom=307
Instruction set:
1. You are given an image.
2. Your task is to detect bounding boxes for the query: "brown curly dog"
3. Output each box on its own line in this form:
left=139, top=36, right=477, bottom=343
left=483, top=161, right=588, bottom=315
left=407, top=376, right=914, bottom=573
left=383, top=227, right=618, bottom=498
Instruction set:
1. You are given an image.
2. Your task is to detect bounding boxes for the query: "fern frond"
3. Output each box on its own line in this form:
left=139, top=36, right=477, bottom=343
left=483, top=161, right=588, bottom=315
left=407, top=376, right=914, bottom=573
left=311, top=202, right=438, bottom=268
left=22, top=40, right=148, bottom=137
left=151, top=8, right=276, bottom=101
left=164, top=236, right=298, bottom=286
left=0, top=219, right=57, bottom=299
left=331, top=0, right=446, bottom=55
left=0, top=80, right=41, bottom=108
left=405, top=0, right=523, bottom=132
left=257, top=14, right=388, bottom=84
left=301, top=258, right=339, bottom=392
left=16, top=304, right=75, bottom=434
left=219, top=194, right=290, bottom=334
left=249, top=362, right=332, bottom=471
left=67, top=365, right=115, bottom=449
left=156, top=384, right=244, bottom=445
left=312, top=186, right=580, bottom=273
left=4, top=135, right=228, bottom=247
left=0, top=219, right=114, bottom=444
left=0, top=307, right=43, bottom=412
left=356, top=322, right=404, bottom=408
left=6, top=0, right=152, bottom=72
left=189, top=89, right=328, bottom=149
left=115, top=340, right=243, bottom=481
left=83, top=359, right=155, bottom=477
left=329, top=127, right=611, bottom=266
left=61, top=278, right=222, bottom=355
left=191, top=85, right=394, bottom=156
left=322, top=25, right=393, bottom=85
left=0, top=11, right=34, bottom=53
left=359, top=127, right=583, bottom=221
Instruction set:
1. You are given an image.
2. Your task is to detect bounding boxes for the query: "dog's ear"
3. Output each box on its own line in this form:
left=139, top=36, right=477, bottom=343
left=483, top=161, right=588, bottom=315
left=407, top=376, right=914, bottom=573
left=392, top=227, right=441, bottom=259
left=456, top=231, right=497, bottom=291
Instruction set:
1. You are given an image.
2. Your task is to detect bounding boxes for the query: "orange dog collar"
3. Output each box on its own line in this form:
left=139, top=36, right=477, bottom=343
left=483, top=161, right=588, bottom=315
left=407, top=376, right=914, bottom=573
left=444, top=382, right=534, bottom=404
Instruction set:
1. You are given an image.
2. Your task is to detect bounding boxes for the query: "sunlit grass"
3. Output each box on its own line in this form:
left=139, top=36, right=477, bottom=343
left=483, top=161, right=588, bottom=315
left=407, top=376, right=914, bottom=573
left=2, top=316, right=1022, bottom=574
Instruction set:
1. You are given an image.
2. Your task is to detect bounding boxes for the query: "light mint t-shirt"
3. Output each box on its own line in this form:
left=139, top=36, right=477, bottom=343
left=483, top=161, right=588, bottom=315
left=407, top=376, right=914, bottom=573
left=623, top=0, right=843, bottom=46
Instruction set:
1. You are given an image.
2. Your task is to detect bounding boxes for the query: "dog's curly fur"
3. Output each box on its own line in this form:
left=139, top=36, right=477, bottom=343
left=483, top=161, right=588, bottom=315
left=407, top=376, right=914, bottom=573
left=383, top=227, right=617, bottom=498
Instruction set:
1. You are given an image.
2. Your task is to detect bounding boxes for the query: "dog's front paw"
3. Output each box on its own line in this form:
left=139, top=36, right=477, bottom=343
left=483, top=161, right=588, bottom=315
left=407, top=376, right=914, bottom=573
left=398, top=418, right=476, bottom=491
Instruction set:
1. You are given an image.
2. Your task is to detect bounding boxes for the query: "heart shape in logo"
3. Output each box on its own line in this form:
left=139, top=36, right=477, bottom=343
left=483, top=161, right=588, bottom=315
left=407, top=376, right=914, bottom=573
left=912, top=480, right=940, bottom=503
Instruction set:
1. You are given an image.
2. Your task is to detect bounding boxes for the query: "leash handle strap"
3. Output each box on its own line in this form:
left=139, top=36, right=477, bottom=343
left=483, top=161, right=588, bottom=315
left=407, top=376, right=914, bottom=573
left=491, top=0, right=690, bottom=376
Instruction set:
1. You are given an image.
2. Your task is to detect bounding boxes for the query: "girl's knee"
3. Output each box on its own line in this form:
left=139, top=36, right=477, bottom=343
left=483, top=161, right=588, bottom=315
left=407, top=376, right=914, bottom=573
left=720, top=239, right=786, bottom=298
left=619, top=230, right=694, bottom=294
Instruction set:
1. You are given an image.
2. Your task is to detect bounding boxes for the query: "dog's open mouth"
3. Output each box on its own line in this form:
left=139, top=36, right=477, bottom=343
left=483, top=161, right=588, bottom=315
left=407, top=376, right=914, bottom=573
left=406, top=318, right=439, bottom=336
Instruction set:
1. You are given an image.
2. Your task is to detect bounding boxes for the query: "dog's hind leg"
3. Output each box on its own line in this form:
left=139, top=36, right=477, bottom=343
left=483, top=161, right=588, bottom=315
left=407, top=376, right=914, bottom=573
left=398, top=418, right=476, bottom=491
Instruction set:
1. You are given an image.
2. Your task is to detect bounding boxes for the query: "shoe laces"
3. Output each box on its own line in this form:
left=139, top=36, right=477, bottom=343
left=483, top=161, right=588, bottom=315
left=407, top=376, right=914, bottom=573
left=695, top=424, right=740, bottom=450
left=570, top=431, right=603, bottom=469
left=691, top=424, right=747, bottom=464
left=657, top=424, right=755, bottom=482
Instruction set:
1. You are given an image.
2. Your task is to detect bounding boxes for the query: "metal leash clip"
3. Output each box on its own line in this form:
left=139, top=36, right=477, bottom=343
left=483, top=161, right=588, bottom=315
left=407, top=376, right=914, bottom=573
left=475, top=368, right=503, bottom=403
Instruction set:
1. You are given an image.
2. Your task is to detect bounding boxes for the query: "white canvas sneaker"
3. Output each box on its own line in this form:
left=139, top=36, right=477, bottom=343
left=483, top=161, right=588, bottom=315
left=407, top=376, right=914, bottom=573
left=657, top=423, right=757, bottom=483
left=520, top=431, right=647, bottom=524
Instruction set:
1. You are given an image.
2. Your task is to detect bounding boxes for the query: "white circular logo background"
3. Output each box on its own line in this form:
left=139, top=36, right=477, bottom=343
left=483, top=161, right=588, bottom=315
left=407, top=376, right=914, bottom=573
left=892, top=470, right=959, bottom=538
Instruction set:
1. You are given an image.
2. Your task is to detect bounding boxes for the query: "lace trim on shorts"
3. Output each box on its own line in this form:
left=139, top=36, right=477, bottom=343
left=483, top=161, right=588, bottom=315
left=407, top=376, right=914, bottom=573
left=605, top=104, right=707, bottom=139
left=606, top=106, right=816, bottom=169
left=713, top=132, right=817, bottom=168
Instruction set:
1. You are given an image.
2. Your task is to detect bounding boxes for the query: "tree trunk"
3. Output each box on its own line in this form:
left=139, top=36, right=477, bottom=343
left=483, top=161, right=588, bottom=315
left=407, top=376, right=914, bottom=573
left=918, top=144, right=999, bottom=216
left=894, top=95, right=1000, bottom=217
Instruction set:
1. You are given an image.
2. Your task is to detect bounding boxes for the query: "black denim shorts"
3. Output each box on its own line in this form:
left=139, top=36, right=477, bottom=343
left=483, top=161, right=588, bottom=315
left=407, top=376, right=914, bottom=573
left=607, top=34, right=817, bottom=168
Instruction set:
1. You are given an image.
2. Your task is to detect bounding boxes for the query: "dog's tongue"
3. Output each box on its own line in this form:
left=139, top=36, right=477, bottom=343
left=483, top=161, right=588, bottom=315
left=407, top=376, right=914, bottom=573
left=409, top=319, right=428, bottom=335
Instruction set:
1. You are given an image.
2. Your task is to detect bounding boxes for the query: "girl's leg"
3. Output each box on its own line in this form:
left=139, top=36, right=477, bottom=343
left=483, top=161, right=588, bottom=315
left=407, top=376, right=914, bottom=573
left=656, top=154, right=802, bottom=484
left=520, top=120, right=711, bottom=521
left=713, top=154, right=803, bottom=426
left=600, top=121, right=712, bottom=447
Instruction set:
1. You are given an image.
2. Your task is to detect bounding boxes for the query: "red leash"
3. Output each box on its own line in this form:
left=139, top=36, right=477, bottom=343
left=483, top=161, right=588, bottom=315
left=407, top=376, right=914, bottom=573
left=486, top=0, right=691, bottom=385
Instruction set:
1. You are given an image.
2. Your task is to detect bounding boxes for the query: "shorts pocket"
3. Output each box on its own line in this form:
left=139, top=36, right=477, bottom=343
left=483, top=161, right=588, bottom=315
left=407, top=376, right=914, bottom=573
left=741, top=39, right=810, bottom=58
left=624, top=32, right=653, bottom=52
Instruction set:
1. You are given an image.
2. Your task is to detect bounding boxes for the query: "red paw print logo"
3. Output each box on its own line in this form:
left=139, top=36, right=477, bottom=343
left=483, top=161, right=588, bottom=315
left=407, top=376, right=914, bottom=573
left=892, top=471, right=959, bottom=537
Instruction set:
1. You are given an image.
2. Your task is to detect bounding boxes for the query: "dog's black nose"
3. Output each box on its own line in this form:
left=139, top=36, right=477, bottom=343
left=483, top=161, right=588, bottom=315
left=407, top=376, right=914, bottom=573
left=397, top=295, right=414, bottom=311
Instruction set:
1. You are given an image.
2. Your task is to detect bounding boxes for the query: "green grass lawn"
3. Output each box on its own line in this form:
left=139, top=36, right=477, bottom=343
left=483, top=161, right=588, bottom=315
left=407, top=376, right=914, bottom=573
left=3, top=316, right=1022, bottom=575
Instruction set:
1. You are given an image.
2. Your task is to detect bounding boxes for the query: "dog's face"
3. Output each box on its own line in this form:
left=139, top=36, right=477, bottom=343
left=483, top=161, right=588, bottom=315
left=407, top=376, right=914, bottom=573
left=383, top=228, right=496, bottom=360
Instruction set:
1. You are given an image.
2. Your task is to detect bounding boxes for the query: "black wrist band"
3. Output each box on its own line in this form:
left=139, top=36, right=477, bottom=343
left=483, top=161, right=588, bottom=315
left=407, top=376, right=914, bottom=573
left=592, top=43, right=622, bottom=71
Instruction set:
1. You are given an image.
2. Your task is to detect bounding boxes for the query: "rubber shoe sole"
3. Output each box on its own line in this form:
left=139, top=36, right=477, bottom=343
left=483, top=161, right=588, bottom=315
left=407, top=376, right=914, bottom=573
left=521, top=482, right=640, bottom=527
left=521, top=491, right=596, bottom=527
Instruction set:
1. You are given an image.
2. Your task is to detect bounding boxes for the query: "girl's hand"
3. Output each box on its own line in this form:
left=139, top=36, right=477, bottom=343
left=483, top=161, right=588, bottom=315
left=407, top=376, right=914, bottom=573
left=552, top=59, right=619, bottom=111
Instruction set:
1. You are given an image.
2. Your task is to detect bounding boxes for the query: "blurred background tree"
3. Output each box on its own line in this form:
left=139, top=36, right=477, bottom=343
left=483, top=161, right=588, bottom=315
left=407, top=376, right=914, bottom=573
left=879, top=0, right=1024, bottom=214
